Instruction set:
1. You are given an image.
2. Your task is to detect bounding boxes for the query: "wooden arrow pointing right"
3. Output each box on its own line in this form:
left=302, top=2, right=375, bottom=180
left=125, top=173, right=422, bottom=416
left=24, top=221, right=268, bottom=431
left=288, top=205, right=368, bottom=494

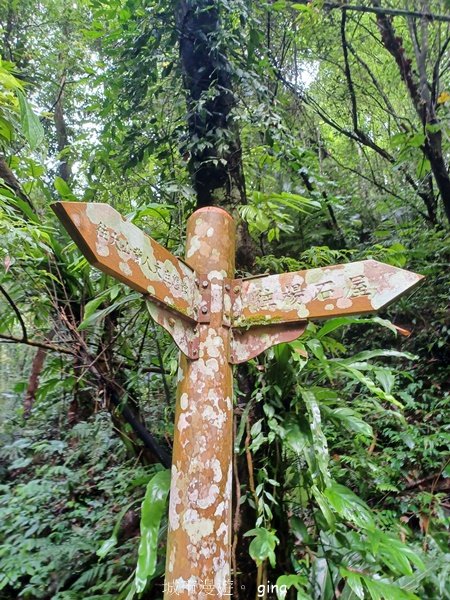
left=231, top=260, right=424, bottom=327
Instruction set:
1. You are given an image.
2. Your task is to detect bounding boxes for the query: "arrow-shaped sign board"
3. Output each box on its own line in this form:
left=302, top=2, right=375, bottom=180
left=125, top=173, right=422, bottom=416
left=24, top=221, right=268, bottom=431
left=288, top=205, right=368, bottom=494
left=232, top=260, right=423, bottom=327
left=52, top=200, right=424, bottom=599
left=52, top=202, right=199, bottom=322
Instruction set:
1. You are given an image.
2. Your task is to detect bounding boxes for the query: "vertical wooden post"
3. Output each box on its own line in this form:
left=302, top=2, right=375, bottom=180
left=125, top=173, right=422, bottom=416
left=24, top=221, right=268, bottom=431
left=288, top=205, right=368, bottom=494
left=164, top=207, right=235, bottom=598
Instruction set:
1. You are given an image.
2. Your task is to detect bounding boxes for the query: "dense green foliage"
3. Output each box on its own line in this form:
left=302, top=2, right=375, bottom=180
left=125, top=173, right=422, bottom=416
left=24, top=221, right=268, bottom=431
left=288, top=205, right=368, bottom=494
left=1, top=1, right=449, bottom=599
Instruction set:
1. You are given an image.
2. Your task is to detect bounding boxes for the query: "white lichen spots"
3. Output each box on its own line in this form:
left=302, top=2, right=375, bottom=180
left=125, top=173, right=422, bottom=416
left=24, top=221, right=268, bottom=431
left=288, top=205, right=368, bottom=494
left=198, top=541, right=217, bottom=559
left=203, top=329, right=224, bottom=358
left=182, top=510, right=214, bottom=545
left=96, top=242, right=110, bottom=257
left=297, top=305, right=310, bottom=319
left=210, top=283, right=223, bottom=313
left=187, top=235, right=201, bottom=258
left=208, top=270, right=226, bottom=281
left=305, top=268, right=323, bottom=285
left=202, top=404, right=227, bottom=429
left=224, top=396, right=232, bottom=411
left=336, top=297, right=352, bottom=309
left=168, top=547, right=176, bottom=573
left=178, top=411, right=191, bottom=433
left=371, top=270, right=420, bottom=310
left=231, top=337, right=250, bottom=363
left=214, top=552, right=230, bottom=598
left=223, top=292, right=232, bottom=314
left=217, top=522, right=228, bottom=541
left=147, top=285, right=155, bottom=295
left=168, top=465, right=182, bottom=531
left=197, top=484, right=220, bottom=509
left=180, top=393, right=189, bottom=410
left=225, top=462, right=232, bottom=500
left=177, top=364, right=185, bottom=383
left=119, top=261, right=132, bottom=276
left=161, top=259, right=186, bottom=299
left=324, top=303, right=334, bottom=311
left=193, top=435, right=207, bottom=456
left=210, top=458, right=223, bottom=482
left=206, top=227, right=214, bottom=237
left=215, top=501, right=225, bottom=517
left=289, top=275, right=304, bottom=297
left=189, top=357, right=219, bottom=391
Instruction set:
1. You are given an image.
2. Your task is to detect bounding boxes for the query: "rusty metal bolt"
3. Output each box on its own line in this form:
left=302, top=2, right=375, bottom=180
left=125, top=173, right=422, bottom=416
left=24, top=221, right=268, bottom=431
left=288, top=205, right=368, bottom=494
left=201, top=306, right=208, bottom=314
left=194, top=278, right=199, bottom=286
left=233, top=285, right=241, bottom=294
left=202, top=280, right=209, bottom=288
left=224, top=283, right=231, bottom=292
left=168, top=317, right=175, bottom=327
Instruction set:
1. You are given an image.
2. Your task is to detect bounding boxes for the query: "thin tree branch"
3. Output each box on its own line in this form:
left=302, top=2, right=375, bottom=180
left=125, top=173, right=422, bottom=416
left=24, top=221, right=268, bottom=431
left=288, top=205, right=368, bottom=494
left=318, top=2, right=450, bottom=24
left=0, top=332, right=75, bottom=355
left=0, top=284, right=28, bottom=341
left=341, top=9, right=359, bottom=133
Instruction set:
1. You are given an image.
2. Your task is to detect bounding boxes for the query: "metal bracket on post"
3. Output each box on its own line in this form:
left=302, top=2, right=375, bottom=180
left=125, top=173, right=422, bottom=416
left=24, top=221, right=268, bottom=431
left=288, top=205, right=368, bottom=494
left=222, top=278, right=233, bottom=327
left=196, top=275, right=212, bottom=323
left=230, top=322, right=307, bottom=364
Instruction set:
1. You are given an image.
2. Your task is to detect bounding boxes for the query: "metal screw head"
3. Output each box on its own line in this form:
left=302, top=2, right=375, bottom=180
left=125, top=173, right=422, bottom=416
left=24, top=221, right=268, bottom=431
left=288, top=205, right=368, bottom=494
left=202, top=280, right=209, bottom=288
left=168, top=317, right=175, bottom=327
left=194, top=278, right=199, bottom=286
left=224, top=284, right=231, bottom=292
left=233, top=286, right=241, bottom=293
left=192, top=349, right=198, bottom=355
left=201, top=306, right=208, bottom=314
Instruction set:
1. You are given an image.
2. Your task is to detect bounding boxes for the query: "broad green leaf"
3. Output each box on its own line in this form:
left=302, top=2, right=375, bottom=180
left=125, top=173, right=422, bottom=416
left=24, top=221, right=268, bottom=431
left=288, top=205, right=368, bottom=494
left=340, top=568, right=364, bottom=599
left=78, top=292, right=140, bottom=330
left=244, top=527, right=279, bottom=568
left=290, top=516, right=313, bottom=545
left=284, top=422, right=308, bottom=455
left=54, top=176, right=77, bottom=200
left=135, top=469, right=171, bottom=593
left=96, top=537, right=117, bottom=559
left=363, top=576, right=420, bottom=600
left=276, top=574, right=310, bottom=599
left=83, top=294, right=107, bottom=321
left=322, top=406, right=373, bottom=437
left=325, top=482, right=374, bottom=530
left=317, top=316, right=398, bottom=339
left=340, top=349, right=417, bottom=364
left=16, top=90, right=44, bottom=150
left=302, top=390, right=330, bottom=485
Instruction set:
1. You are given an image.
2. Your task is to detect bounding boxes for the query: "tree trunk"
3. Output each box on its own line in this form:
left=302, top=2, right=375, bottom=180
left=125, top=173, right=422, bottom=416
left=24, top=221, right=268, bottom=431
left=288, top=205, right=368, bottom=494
left=175, top=0, right=256, bottom=270
left=54, top=73, right=72, bottom=183
left=374, top=1, right=450, bottom=224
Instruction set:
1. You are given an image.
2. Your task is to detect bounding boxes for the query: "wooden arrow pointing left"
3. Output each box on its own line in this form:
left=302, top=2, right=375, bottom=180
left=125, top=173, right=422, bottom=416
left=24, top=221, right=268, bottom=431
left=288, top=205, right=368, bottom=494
left=52, top=202, right=200, bottom=322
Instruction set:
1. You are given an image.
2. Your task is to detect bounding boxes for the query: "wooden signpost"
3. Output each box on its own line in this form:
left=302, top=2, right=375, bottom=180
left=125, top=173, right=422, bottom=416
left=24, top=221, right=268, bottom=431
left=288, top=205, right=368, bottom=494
left=52, top=201, right=423, bottom=599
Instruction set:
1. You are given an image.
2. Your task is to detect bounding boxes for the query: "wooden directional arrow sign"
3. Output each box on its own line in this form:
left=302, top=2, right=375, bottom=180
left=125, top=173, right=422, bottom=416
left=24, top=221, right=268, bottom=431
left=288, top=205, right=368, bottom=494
left=232, top=260, right=424, bottom=327
left=52, top=200, right=424, bottom=599
left=52, top=201, right=199, bottom=322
